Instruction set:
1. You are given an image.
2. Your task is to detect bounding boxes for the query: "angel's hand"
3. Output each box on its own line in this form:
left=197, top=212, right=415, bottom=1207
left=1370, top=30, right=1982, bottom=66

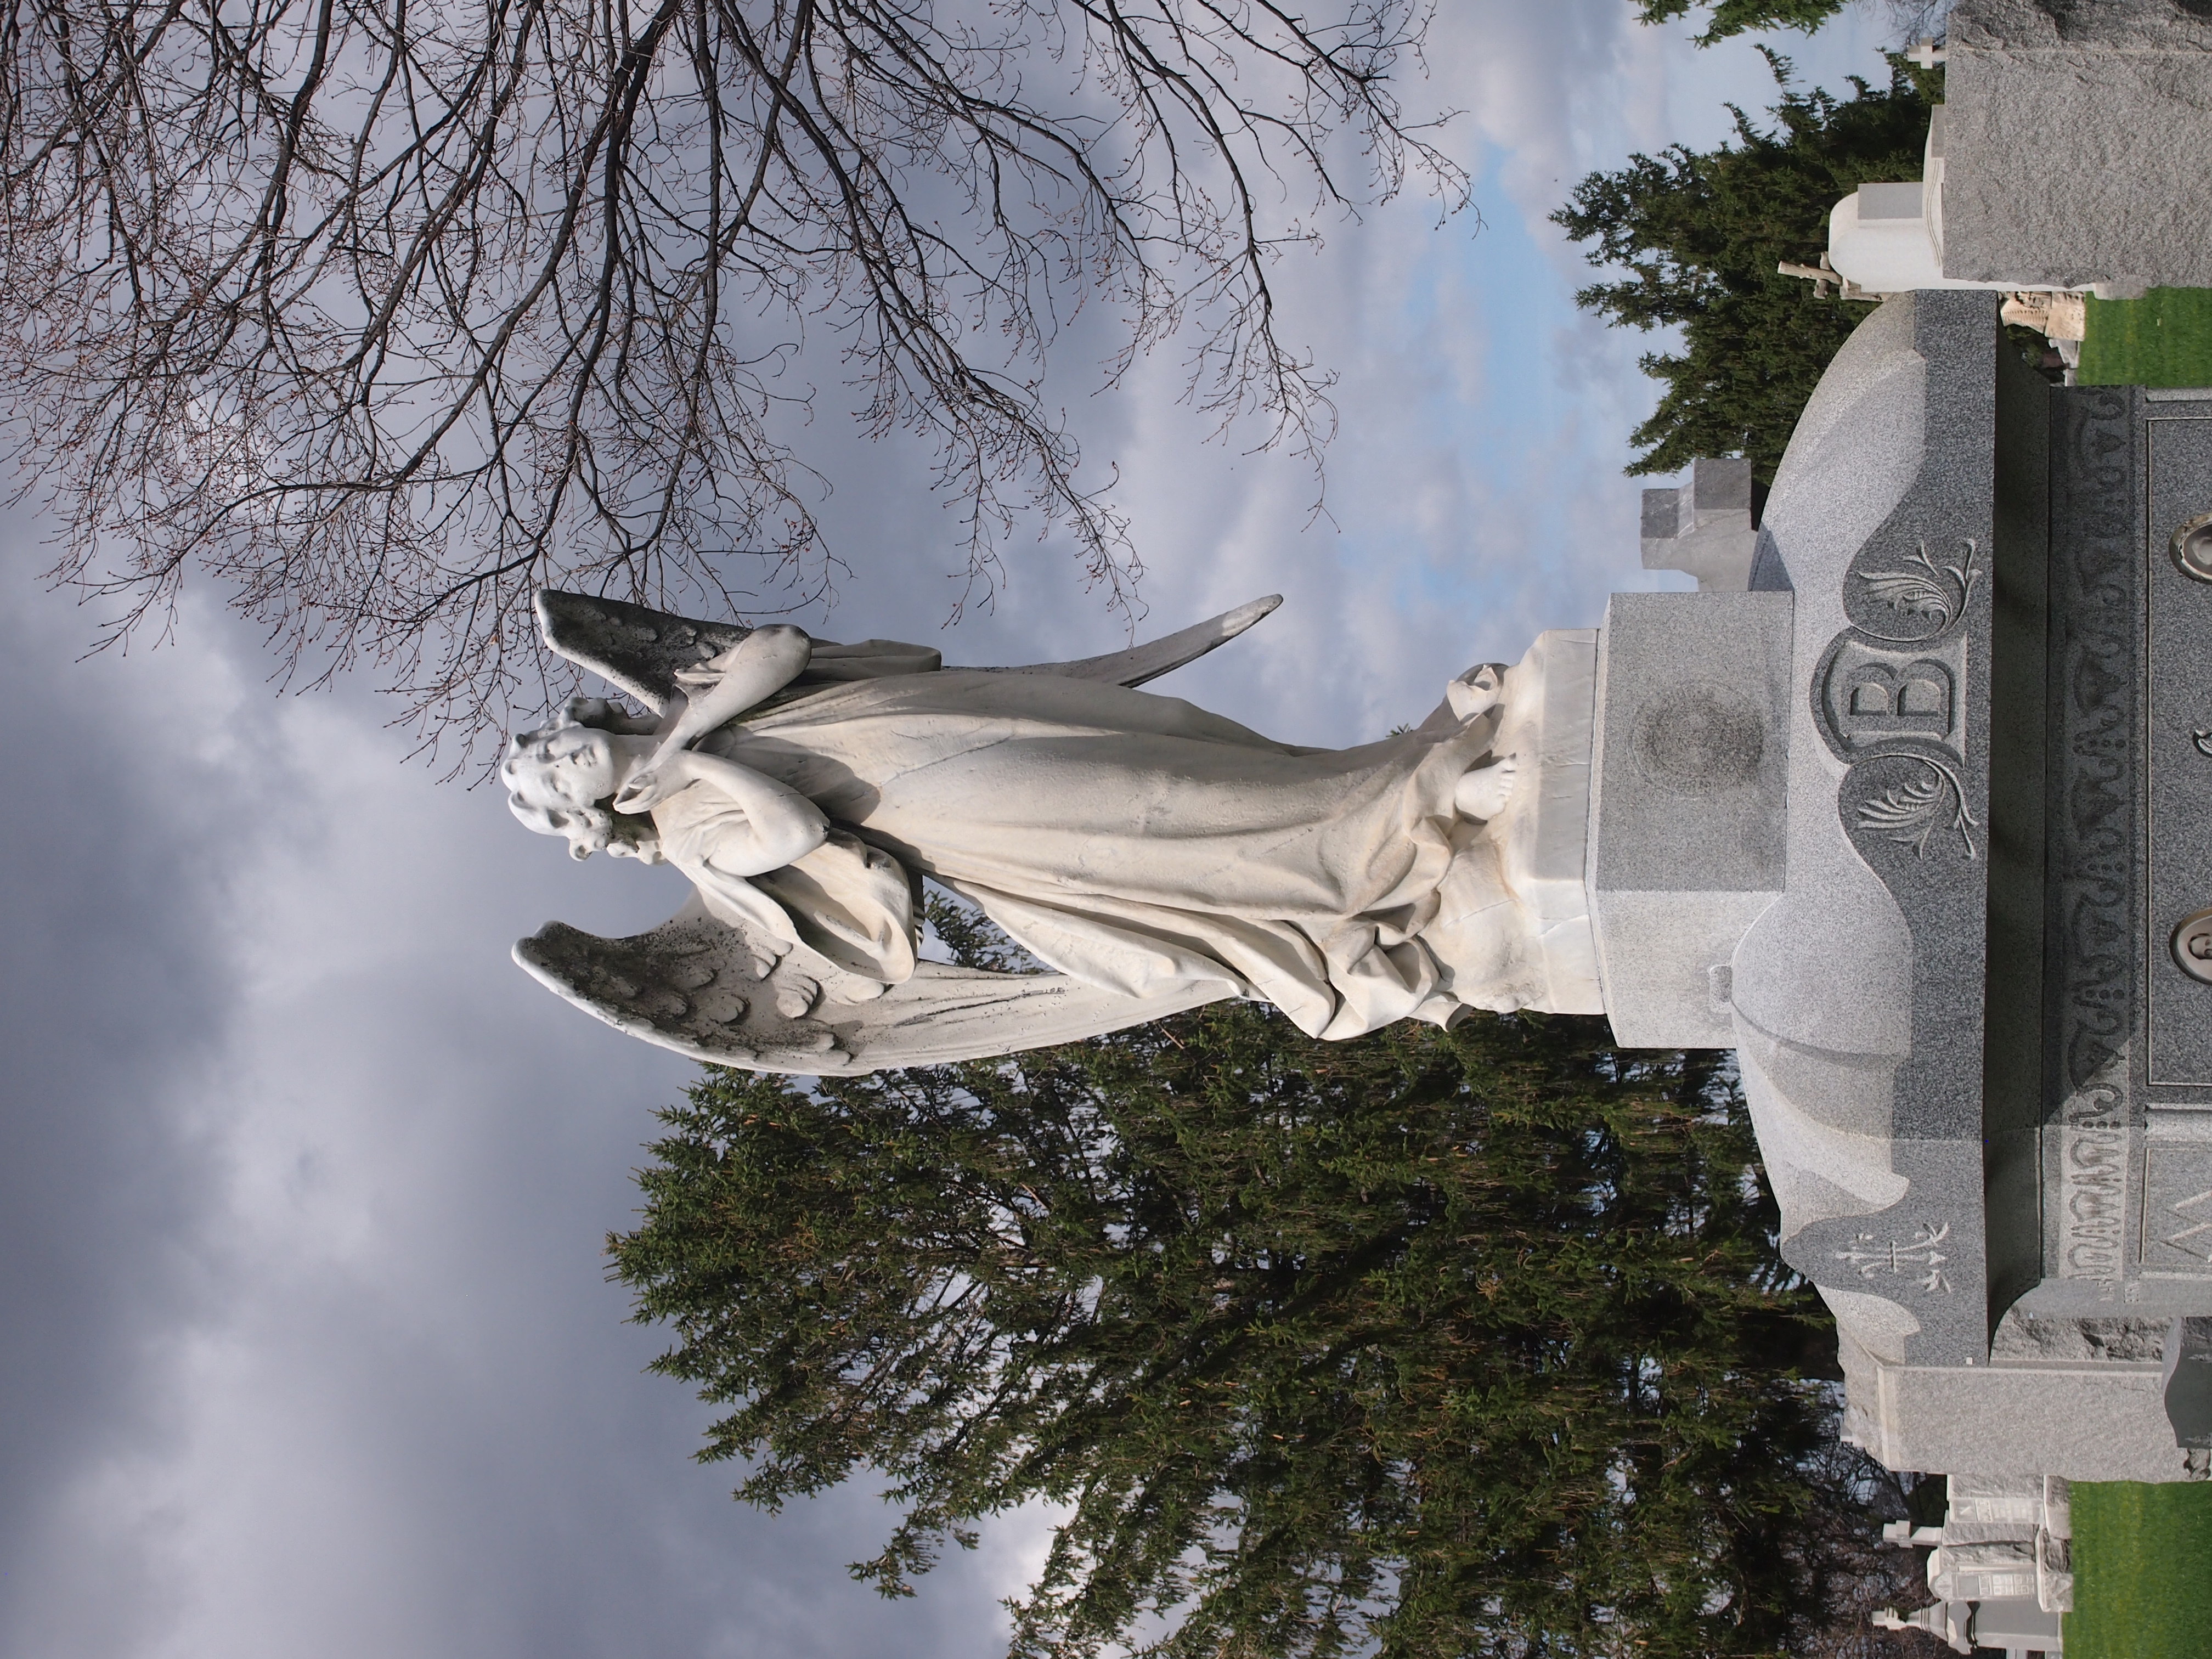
left=672, top=653, right=736, bottom=689
left=673, top=633, right=763, bottom=685
left=612, top=766, right=686, bottom=814
left=657, top=626, right=811, bottom=753
left=563, top=695, right=661, bottom=735
left=673, top=625, right=805, bottom=687
left=645, top=750, right=830, bottom=874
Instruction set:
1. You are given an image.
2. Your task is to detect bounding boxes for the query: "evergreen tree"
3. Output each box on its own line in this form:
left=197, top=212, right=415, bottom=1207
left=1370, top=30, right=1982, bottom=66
left=1632, top=0, right=1853, bottom=45
left=611, top=996, right=1908, bottom=1657
left=1551, top=59, right=1941, bottom=484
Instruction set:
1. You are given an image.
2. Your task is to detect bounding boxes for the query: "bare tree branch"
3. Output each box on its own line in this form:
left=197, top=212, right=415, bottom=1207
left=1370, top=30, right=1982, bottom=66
left=0, top=0, right=1468, bottom=757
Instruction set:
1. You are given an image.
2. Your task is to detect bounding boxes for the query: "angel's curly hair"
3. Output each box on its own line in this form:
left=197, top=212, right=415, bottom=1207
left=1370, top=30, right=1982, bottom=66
left=501, top=721, right=663, bottom=863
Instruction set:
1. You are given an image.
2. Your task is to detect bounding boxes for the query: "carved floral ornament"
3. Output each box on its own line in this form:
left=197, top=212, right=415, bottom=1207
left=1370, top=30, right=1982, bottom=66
left=1853, top=538, right=1980, bottom=641
left=1857, top=761, right=1978, bottom=859
left=1834, top=1221, right=1955, bottom=1295
left=1812, top=537, right=1982, bottom=861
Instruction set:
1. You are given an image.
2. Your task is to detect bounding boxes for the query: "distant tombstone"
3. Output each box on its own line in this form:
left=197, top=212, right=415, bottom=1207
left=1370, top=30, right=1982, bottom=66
left=1941, top=0, right=2212, bottom=292
left=1809, top=4, right=2212, bottom=302
left=1871, top=1599, right=1971, bottom=1653
left=1874, top=1468, right=2072, bottom=1650
left=1928, top=1538, right=2038, bottom=1602
left=1945, top=1474, right=2044, bottom=1531
left=1640, top=456, right=1758, bottom=591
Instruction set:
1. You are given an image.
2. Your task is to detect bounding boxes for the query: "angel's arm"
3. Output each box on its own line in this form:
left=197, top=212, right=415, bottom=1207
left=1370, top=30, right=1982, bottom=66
left=647, top=625, right=812, bottom=761
left=618, top=749, right=830, bottom=877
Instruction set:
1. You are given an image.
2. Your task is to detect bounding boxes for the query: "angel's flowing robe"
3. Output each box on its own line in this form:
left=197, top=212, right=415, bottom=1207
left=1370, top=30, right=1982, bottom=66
left=650, top=665, right=1542, bottom=1041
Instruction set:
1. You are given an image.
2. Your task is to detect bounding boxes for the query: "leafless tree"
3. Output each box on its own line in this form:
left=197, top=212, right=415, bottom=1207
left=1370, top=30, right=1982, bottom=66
left=0, top=0, right=1465, bottom=754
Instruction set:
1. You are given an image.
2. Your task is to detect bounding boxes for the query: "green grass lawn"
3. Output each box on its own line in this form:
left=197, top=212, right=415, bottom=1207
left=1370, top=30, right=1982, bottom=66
left=2063, top=1481, right=2212, bottom=1658
left=2077, top=287, right=2212, bottom=387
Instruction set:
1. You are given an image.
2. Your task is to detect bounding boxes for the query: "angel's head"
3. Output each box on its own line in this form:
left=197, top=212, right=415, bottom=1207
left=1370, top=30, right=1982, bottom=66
left=502, top=719, right=661, bottom=862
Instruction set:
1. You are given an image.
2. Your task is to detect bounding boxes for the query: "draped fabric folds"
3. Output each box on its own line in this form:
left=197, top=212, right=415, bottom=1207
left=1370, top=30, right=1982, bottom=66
left=647, top=665, right=1522, bottom=1040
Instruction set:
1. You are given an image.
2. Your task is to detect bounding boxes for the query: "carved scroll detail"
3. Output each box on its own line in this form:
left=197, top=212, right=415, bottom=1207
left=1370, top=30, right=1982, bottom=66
left=2048, top=390, right=2138, bottom=1103
left=1853, top=538, right=1981, bottom=641
left=1815, top=536, right=1981, bottom=866
left=1855, top=757, right=1978, bottom=859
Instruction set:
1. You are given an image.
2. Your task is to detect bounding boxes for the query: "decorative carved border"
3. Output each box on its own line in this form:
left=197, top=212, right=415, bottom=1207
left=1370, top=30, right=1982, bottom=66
left=1814, top=538, right=1982, bottom=862
left=2046, top=387, right=2141, bottom=1281
left=1775, top=293, right=2006, bottom=1363
left=2047, top=391, right=2140, bottom=1102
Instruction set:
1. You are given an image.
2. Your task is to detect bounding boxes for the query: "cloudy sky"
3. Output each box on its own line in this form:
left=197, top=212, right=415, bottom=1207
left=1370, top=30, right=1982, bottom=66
left=2, top=5, right=1912, bottom=1655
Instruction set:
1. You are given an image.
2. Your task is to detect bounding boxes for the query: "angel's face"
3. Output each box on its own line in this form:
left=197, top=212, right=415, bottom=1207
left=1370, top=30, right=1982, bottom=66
left=506, top=724, right=622, bottom=810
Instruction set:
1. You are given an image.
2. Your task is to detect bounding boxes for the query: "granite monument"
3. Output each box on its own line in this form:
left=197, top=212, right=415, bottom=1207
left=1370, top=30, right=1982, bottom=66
left=507, top=286, right=2212, bottom=1487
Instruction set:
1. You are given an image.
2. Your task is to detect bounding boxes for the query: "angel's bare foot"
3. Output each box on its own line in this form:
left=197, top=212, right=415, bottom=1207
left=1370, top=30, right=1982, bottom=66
left=1455, top=754, right=1520, bottom=821
left=1447, top=663, right=1508, bottom=723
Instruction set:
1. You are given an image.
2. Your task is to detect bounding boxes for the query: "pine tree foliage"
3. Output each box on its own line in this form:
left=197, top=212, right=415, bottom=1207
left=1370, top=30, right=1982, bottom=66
left=1551, top=58, right=1940, bottom=484
left=1632, top=0, right=1852, bottom=45
left=610, top=1000, right=1905, bottom=1657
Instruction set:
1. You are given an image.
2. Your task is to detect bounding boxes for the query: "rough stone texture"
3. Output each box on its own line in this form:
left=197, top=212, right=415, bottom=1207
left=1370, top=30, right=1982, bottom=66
left=1587, top=592, right=1790, bottom=1047
left=1838, top=1323, right=2197, bottom=1481
left=1953, top=0, right=2212, bottom=52
left=1991, top=1311, right=2171, bottom=1363
left=1942, top=0, right=2212, bottom=289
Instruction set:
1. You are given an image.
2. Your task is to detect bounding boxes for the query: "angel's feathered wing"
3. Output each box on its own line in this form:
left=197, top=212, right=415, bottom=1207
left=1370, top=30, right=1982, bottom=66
left=515, top=896, right=1230, bottom=1075
left=517, top=588, right=1276, bottom=1073
left=532, top=588, right=1280, bottom=713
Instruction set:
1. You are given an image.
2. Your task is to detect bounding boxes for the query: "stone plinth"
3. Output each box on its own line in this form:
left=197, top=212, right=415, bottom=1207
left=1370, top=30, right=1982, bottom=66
left=1588, top=591, right=1789, bottom=1047
left=1492, top=630, right=1606, bottom=1015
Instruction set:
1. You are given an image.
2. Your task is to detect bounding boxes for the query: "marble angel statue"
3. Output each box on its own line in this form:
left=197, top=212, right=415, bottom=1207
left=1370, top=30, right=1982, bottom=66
left=505, top=590, right=1600, bottom=1074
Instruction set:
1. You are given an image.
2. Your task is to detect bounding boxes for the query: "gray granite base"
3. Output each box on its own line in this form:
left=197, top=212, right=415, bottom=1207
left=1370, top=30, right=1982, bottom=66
left=1589, top=291, right=2212, bottom=1480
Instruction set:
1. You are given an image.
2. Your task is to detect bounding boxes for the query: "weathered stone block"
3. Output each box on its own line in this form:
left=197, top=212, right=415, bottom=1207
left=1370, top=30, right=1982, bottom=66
left=1943, top=0, right=2212, bottom=290
left=1588, top=591, right=1790, bottom=1047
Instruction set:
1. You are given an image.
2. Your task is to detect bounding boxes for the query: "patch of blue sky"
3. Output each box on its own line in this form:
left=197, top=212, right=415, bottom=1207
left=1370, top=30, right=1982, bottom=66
left=1322, top=10, right=1927, bottom=650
